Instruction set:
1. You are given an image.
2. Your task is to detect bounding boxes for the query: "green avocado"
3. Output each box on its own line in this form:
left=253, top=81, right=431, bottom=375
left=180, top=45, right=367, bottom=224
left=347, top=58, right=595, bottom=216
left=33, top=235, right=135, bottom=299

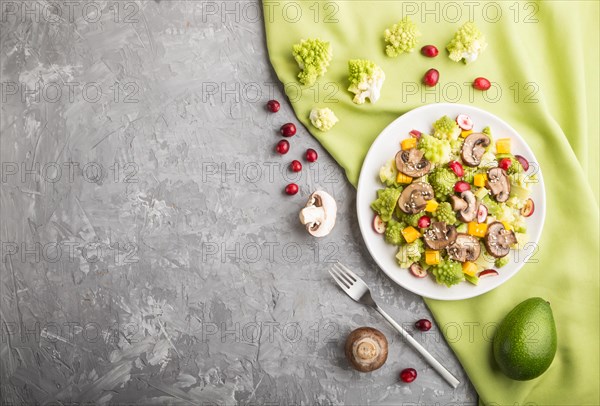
left=493, top=297, right=557, bottom=380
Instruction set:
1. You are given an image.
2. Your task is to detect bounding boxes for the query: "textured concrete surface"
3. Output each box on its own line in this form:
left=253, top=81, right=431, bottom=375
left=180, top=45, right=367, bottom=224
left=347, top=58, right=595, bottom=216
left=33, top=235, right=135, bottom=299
left=0, top=1, right=477, bottom=404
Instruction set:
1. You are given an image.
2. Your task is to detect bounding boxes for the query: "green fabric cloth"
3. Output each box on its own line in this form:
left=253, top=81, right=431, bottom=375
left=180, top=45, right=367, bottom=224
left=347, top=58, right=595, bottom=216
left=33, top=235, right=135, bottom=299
left=264, top=1, right=599, bottom=404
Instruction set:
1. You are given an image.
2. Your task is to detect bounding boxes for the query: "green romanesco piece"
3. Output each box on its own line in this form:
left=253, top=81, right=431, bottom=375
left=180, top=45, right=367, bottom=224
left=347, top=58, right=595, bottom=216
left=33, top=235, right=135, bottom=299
left=385, top=219, right=406, bottom=245
left=379, top=158, right=399, bottom=187
left=371, top=187, right=402, bottom=222
left=482, top=126, right=492, bottom=136
left=384, top=17, right=421, bottom=57
left=494, top=256, right=510, bottom=268
left=482, top=195, right=501, bottom=217
left=397, top=211, right=423, bottom=228
left=309, top=107, right=338, bottom=132
left=434, top=202, right=458, bottom=225
left=433, top=115, right=461, bottom=140
left=429, top=167, right=458, bottom=199
left=446, top=22, right=487, bottom=64
left=507, top=158, right=524, bottom=175
left=292, top=38, right=332, bottom=86
left=431, top=259, right=464, bottom=287
left=450, top=138, right=464, bottom=157
left=347, top=59, right=386, bottom=104
left=463, top=167, right=477, bottom=184
left=396, top=239, right=425, bottom=268
left=417, top=134, right=452, bottom=164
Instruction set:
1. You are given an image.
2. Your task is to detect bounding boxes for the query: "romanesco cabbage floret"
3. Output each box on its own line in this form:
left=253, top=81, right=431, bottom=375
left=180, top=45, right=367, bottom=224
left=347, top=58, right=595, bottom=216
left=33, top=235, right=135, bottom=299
left=309, top=107, right=338, bottom=132
left=434, top=202, right=458, bottom=225
left=379, top=158, right=398, bottom=187
left=431, top=259, right=464, bottom=287
left=384, top=17, right=420, bottom=57
left=347, top=59, right=385, bottom=104
left=371, top=187, right=402, bottom=222
left=396, top=239, right=424, bottom=268
left=495, top=256, right=510, bottom=268
left=494, top=205, right=518, bottom=224
left=292, top=38, right=332, bottom=86
left=507, top=159, right=523, bottom=175
left=446, top=22, right=487, bottom=64
left=418, top=134, right=452, bottom=164
left=385, top=219, right=406, bottom=245
left=429, top=167, right=458, bottom=199
left=397, top=211, right=423, bottom=227
left=450, top=138, right=464, bottom=157
left=483, top=195, right=501, bottom=217
left=433, top=115, right=461, bottom=140
left=463, top=167, right=477, bottom=184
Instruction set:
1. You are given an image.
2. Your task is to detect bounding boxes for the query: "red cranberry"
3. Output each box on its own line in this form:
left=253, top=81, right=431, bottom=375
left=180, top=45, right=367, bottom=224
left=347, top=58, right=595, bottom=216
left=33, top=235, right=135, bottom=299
left=280, top=123, right=296, bottom=137
left=499, top=158, right=512, bottom=171
left=448, top=160, right=464, bottom=177
left=421, top=45, right=439, bottom=58
left=285, top=183, right=298, bottom=195
left=473, top=77, right=491, bottom=91
left=515, top=155, right=530, bottom=171
left=400, top=368, right=417, bottom=383
left=417, top=216, right=431, bottom=229
left=266, top=100, right=280, bottom=112
left=415, top=319, right=432, bottom=331
left=275, top=140, right=289, bottom=155
left=454, top=181, right=471, bottom=193
left=423, top=69, right=439, bottom=87
left=305, top=148, right=318, bottom=162
left=290, top=160, right=302, bottom=172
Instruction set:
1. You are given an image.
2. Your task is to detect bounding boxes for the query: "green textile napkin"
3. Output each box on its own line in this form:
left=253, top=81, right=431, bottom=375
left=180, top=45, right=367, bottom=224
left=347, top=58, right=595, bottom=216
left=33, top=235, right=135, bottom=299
left=263, top=1, right=599, bottom=404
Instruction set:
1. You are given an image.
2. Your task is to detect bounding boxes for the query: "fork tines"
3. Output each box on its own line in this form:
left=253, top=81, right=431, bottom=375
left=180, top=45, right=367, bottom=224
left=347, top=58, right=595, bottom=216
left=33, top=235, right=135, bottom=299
left=329, top=262, right=358, bottom=289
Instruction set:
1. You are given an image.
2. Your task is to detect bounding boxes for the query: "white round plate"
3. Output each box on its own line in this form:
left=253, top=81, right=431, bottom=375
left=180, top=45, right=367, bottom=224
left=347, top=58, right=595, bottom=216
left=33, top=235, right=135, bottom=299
left=356, top=103, right=546, bottom=300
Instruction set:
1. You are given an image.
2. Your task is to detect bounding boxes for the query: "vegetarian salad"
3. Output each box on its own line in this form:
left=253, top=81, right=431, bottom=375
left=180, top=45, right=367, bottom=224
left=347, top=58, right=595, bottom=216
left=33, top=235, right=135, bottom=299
left=370, top=114, right=537, bottom=287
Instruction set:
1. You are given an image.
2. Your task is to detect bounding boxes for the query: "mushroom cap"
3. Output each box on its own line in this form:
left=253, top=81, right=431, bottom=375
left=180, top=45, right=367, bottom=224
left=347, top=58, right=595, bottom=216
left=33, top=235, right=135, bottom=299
left=461, top=133, right=491, bottom=167
left=345, top=327, right=388, bottom=372
left=397, top=182, right=434, bottom=214
left=423, top=221, right=458, bottom=250
left=484, top=222, right=517, bottom=258
left=395, top=148, right=432, bottom=178
left=486, top=168, right=511, bottom=203
left=447, top=233, right=482, bottom=262
left=299, top=191, right=337, bottom=237
left=456, top=190, right=478, bottom=223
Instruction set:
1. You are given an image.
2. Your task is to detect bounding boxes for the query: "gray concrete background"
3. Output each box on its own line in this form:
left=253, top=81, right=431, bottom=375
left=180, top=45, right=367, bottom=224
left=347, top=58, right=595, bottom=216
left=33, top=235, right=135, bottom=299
left=0, top=1, right=476, bottom=404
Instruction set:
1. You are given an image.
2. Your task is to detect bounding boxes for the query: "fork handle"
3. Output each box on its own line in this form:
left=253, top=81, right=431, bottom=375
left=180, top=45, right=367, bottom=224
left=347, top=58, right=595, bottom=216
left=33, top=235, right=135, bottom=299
left=374, top=305, right=460, bottom=388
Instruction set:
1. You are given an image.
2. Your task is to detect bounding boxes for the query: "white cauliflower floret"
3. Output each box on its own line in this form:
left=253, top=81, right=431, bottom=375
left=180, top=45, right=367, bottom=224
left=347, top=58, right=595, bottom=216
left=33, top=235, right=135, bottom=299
left=309, top=107, right=339, bottom=132
left=347, top=59, right=386, bottom=104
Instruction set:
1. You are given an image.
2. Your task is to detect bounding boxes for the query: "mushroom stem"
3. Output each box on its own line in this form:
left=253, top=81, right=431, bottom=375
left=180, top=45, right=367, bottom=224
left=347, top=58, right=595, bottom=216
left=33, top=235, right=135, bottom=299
left=299, top=205, right=324, bottom=226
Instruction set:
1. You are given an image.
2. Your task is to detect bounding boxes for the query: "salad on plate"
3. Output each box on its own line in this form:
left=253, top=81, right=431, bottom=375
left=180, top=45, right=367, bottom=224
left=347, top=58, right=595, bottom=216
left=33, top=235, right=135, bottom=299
left=370, top=114, right=537, bottom=287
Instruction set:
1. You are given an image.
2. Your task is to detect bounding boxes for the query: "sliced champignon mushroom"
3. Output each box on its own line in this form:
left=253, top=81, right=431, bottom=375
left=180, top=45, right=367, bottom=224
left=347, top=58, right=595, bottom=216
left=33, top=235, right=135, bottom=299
left=486, top=168, right=511, bottom=203
left=423, top=221, right=458, bottom=250
left=395, top=148, right=432, bottom=178
left=299, top=191, right=337, bottom=237
left=397, top=182, right=434, bottom=214
left=461, top=133, right=491, bottom=167
left=449, top=195, right=468, bottom=211
left=456, top=190, right=478, bottom=223
left=447, top=233, right=482, bottom=262
left=345, top=327, right=388, bottom=372
left=484, top=222, right=517, bottom=258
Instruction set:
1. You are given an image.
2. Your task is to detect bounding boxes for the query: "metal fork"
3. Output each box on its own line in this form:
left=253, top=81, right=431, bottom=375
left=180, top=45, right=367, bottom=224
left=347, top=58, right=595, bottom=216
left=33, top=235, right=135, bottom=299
left=330, top=262, right=460, bottom=388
